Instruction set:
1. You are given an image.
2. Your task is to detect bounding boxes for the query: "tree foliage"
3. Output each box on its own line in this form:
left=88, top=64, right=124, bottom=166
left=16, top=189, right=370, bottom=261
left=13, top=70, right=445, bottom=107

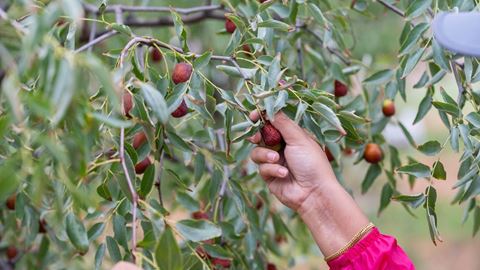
left=0, top=0, right=479, bottom=269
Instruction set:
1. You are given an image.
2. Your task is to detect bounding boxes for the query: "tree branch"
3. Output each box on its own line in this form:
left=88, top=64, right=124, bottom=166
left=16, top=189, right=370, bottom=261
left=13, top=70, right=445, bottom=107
left=119, top=36, right=248, bottom=79
left=377, top=0, right=405, bottom=17
left=304, top=28, right=351, bottom=65
left=451, top=60, right=465, bottom=104
left=83, top=3, right=224, bottom=15
left=75, top=30, right=117, bottom=53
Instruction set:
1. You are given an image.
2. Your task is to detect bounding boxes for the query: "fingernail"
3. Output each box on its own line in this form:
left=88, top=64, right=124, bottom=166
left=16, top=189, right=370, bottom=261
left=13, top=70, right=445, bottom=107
left=267, top=152, right=278, bottom=162
left=278, top=168, right=288, bottom=177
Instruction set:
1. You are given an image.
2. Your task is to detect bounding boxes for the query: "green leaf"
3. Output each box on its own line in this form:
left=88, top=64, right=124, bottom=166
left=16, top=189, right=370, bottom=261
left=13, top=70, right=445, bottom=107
left=109, top=23, right=132, bottom=36
left=216, top=65, right=257, bottom=79
left=311, top=102, right=346, bottom=135
left=155, top=227, right=183, bottom=270
left=175, top=219, right=222, bottom=242
left=392, top=193, right=426, bottom=208
left=432, top=161, right=446, bottom=180
left=399, top=23, right=429, bottom=56
left=66, top=213, right=89, bottom=254
left=413, top=90, right=433, bottom=125
left=308, top=3, right=326, bottom=26
left=91, top=113, right=133, bottom=128
left=432, top=101, right=459, bottom=117
left=363, top=69, right=394, bottom=86
left=401, top=48, right=425, bottom=78
left=139, top=165, right=155, bottom=198
left=417, top=140, right=441, bottom=156
left=397, top=162, right=431, bottom=178
left=473, top=207, right=480, bottom=236
left=405, top=0, right=432, bottom=20
left=88, top=223, right=106, bottom=242
left=362, top=164, right=381, bottom=194
left=139, top=82, right=169, bottom=124
left=378, top=183, right=394, bottom=215
left=398, top=121, right=417, bottom=147
left=94, top=244, right=106, bottom=270
left=106, top=236, right=121, bottom=263
left=465, top=112, right=480, bottom=128
left=257, top=19, right=292, bottom=31
left=193, top=51, right=212, bottom=69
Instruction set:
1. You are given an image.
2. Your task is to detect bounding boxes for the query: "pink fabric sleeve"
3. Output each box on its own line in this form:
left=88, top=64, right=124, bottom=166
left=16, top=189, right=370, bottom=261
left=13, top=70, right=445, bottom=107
left=327, top=227, right=415, bottom=270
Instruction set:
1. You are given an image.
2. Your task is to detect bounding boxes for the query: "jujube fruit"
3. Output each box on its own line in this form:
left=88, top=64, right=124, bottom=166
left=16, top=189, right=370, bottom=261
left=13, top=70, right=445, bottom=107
left=39, top=219, right=47, bottom=233
left=225, top=18, right=236, bottom=33
left=192, top=211, right=209, bottom=220
left=260, top=121, right=283, bottom=148
left=135, top=157, right=152, bottom=174
left=382, top=99, right=395, bottom=117
left=172, top=63, right=193, bottom=84
left=123, top=91, right=133, bottom=117
left=363, top=143, right=383, bottom=164
left=133, top=132, right=147, bottom=149
left=171, top=100, right=189, bottom=118
left=6, top=246, right=17, bottom=260
left=6, top=194, right=16, bottom=210
left=267, top=263, right=277, bottom=270
left=334, top=80, right=348, bottom=97
left=150, top=47, right=162, bottom=63
left=325, top=147, right=334, bottom=162
left=211, top=257, right=231, bottom=268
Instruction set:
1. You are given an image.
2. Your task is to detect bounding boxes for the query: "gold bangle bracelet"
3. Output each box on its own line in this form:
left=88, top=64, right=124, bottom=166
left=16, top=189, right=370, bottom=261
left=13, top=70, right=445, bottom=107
left=324, top=222, right=375, bottom=262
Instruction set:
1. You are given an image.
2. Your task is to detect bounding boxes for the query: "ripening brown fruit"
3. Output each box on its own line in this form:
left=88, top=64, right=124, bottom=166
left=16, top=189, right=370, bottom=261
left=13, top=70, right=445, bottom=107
left=275, top=235, right=286, bottom=244
left=6, top=246, right=17, bottom=260
left=260, top=121, right=283, bottom=148
left=39, top=219, right=47, bottom=234
left=325, top=147, right=334, bottom=162
left=123, top=91, right=133, bottom=117
left=267, top=263, right=277, bottom=270
left=135, top=157, right=152, bottom=174
left=225, top=18, right=236, bottom=33
left=382, top=99, right=395, bottom=117
left=211, top=257, right=231, bottom=268
left=172, top=63, right=193, bottom=84
left=171, top=100, right=189, bottom=118
left=132, top=132, right=147, bottom=149
left=334, top=80, right=348, bottom=97
left=192, top=211, right=209, bottom=220
left=363, top=143, right=383, bottom=164
left=150, top=47, right=162, bottom=63
left=6, top=194, right=16, bottom=210
left=242, top=44, right=252, bottom=54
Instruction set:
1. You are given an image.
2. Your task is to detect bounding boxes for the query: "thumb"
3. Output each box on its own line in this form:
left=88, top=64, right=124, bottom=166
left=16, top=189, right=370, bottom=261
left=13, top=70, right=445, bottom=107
left=269, top=111, right=308, bottom=145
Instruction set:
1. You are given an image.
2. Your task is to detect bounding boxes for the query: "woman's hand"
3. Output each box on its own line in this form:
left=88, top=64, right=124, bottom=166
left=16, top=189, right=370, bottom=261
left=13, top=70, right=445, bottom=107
left=248, top=110, right=337, bottom=212
left=248, top=110, right=370, bottom=257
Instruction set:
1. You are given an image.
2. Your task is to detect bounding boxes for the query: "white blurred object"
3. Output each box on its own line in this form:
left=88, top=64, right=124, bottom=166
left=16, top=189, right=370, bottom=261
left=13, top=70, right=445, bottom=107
left=383, top=110, right=427, bottom=148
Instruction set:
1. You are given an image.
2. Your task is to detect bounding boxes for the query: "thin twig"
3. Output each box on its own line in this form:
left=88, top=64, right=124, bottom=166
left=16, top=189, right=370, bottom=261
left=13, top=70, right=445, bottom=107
left=451, top=60, right=465, bottom=104
left=119, top=46, right=139, bottom=263
left=83, top=3, right=224, bottom=15
left=119, top=36, right=248, bottom=79
left=216, top=129, right=230, bottom=221
left=155, top=151, right=165, bottom=207
left=377, top=0, right=406, bottom=17
left=296, top=20, right=304, bottom=78
left=305, top=28, right=351, bottom=65
left=75, top=30, right=117, bottom=53
left=87, top=14, right=98, bottom=53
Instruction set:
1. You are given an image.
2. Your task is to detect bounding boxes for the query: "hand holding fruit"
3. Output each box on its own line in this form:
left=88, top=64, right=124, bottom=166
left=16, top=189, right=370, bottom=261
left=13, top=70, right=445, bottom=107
left=248, top=110, right=337, bottom=211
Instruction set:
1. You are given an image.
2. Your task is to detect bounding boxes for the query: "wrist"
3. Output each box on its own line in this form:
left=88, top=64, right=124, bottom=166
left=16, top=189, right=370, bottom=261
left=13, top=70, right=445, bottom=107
left=297, top=180, right=342, bottom=219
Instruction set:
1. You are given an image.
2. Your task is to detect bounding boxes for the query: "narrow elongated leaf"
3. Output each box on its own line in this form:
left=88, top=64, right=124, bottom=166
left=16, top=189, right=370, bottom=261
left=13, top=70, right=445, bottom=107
left=66, top=213, right=89, bottom=254
left=397, top=162, right=430, bottom=178
left=155, top=227, right=183, bottom=270
left=176, top=219, right=222, bottom=242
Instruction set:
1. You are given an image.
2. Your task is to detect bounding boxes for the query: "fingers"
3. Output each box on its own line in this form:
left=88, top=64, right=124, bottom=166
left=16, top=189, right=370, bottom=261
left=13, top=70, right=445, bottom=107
left=269, top=111, right=308, bottom=145
left=251, top=147, right=280, bottom=164
left=248, top=110, right=308, bottom=145
left=248, top=132, right=261, bottom=144
left=259, top=163, right=289, bottom=180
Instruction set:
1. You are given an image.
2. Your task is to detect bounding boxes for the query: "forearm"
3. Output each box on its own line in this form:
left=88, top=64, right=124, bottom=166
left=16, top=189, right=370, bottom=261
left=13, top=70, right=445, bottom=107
left=298, top=182, right=370, bottom=257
